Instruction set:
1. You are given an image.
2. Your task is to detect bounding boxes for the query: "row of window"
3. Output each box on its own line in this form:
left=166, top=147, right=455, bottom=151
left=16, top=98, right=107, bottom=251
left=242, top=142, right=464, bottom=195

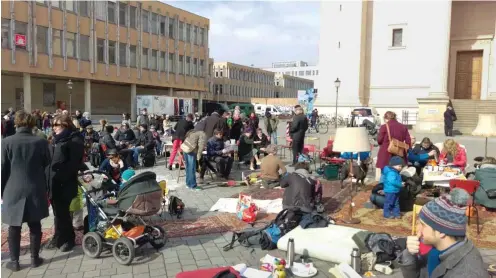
left=34, top=1, right=206, bottom=45
left=279, top=69, right=319, bottom=77
left=2, top=20, right=206, bottom=77
left=213, top=67, right=273, bottom=85
left=213, top=84, right=278, bottom=98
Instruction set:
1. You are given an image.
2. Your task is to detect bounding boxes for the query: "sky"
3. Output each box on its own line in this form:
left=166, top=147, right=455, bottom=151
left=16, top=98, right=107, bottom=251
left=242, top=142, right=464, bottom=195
left=164, top=1, right=320, bottom=68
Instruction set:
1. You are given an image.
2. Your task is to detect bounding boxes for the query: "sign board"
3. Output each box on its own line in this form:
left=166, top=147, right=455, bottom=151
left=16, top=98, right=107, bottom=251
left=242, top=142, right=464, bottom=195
left=14, top=34, right=26, bottom=47
left=426, top=108, right=438, bottom=115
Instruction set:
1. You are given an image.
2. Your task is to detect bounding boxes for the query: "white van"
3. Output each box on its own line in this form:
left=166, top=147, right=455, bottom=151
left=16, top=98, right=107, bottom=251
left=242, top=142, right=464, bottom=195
left=253, top=104, right=283, bottom=117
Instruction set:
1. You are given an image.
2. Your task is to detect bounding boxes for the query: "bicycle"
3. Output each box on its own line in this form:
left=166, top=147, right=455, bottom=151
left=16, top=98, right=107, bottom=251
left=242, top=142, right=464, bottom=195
left=329, top=116, right=345, bottom=127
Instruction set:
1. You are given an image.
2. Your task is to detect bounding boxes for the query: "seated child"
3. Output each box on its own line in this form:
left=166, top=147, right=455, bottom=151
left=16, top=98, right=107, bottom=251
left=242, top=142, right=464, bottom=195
left=99, top=149, right=128, bottom=184
left=260, top=144, right=287, bottom=185
left=381, top=156, right=404, bottom=219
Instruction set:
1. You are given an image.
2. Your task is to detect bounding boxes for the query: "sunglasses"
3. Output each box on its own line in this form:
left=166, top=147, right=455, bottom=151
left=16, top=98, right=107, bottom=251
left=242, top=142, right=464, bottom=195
left=53, top=123, right=61, bottom=127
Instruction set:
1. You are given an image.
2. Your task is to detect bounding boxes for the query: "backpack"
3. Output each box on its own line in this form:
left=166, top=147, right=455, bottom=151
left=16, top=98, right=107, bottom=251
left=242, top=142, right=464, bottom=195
left=260, top=208, right=304, bottom=250
left=141, top=152, right=156, bottom=167
left=168, top=195, right=184, bottom=219
left=365, top=233, right=402, bottom=263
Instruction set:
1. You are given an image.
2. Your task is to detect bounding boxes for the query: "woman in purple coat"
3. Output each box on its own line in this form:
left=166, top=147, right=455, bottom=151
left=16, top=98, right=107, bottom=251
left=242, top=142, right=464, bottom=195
left=376, top=111, right=411, bottom=180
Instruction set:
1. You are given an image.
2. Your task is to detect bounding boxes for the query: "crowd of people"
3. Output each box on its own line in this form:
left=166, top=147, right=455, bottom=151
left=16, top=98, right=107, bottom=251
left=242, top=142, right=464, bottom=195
left=1, top=104, right=494, bottom=277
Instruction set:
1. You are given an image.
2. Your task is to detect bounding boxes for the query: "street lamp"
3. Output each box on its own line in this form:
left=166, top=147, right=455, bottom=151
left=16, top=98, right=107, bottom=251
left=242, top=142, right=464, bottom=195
left=334, top=78, right=341, bottom=129
left=67, top=79, right=73, bottom=115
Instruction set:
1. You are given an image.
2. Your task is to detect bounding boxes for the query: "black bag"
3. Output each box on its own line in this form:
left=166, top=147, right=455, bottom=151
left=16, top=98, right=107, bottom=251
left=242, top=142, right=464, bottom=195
left=260, top=208, right=305, bottom=250
left=365, top=233, right=402, bottom=263
left=168, top=195, right=184, bottom=219
left=142, top=152, right=156, bottom=167
left=481, top=185, right=496, bottom=199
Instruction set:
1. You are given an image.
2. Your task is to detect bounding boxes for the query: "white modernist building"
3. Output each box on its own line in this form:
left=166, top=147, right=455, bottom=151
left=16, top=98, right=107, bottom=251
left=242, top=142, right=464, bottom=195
left=316, top=0, right=496, bottom=128
left=262, top=61, right=319, bottom=90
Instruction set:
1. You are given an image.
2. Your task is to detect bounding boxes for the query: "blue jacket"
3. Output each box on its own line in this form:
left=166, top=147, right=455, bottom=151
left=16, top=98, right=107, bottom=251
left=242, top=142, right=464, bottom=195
left=381, top=166, right=403, bottom=194
left=407, top=149, right=429, bottom=166
left=341, top=152, right=370, bottom=161
left=206, top=137, right=224, bottom=158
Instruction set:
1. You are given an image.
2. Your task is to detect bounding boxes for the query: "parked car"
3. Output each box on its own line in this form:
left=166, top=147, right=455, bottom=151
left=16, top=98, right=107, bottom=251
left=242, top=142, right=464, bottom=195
left=253, top=104, right=283, bottom=117
left=351, top=107, right=381, bottom=126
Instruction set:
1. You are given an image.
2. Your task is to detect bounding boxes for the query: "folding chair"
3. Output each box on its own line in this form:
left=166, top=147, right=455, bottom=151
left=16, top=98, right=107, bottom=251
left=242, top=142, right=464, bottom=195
left=449, top=179, right=481, bottom=235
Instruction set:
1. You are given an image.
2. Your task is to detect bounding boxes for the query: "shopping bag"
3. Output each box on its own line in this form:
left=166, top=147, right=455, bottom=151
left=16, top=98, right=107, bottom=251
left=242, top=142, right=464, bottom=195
left=236, top=193, right=257, bottom=222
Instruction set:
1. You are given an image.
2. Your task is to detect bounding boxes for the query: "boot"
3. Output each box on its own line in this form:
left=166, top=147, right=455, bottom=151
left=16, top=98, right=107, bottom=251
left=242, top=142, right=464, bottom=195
left=30, top=231, right=44, bottom=268
left=7, top=227, right=21, bottom=272
left=45, top=236, right=58, bottom=250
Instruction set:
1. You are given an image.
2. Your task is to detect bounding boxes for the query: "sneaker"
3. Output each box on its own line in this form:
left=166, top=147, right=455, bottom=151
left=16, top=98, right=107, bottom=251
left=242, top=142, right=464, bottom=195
left=250, top=166, right=255, bottom=171
left=59, top=242, right=75, bottom=252
left=383, top=215, right=393, bottom=219
left=191, top=187, right=202, bottom=191
left=374, top=264, right=393, bottom=275
left=5, top=261, right=20, bottom=272
left=394, top=216, right=401, bottom=219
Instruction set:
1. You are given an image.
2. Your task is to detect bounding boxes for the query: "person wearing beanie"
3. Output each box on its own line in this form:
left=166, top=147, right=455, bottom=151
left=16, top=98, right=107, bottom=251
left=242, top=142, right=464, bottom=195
left=400, top=189, right=487, bottom=278
left=381, top=156, right=404, bottom=219
left=120, top=169, right=136, bottom=189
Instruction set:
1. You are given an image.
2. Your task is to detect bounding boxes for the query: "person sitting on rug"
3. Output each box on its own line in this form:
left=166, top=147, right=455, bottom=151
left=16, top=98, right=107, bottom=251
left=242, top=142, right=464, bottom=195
left=474, top=157, right=496, bottom=210
left=238, top=128, right=262, bottom=170
left=408, top=136, right=438, bottom=175
left=280, top=162, right=322, bottom=213
left=99, top=149, right=128, bottom=185
left=382, top=156, right=404, bottom=219
left=399, top=188, right=487, bottom=278
left=260, top=145, right=287, bottom=187
left=438, top=138, right=467, bottom=171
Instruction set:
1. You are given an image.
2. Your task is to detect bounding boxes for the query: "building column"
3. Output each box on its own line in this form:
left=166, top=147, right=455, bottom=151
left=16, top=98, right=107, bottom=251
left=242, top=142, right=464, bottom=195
left=415, top=1, right=452, bottom=134
left=168, top=87, right=173, bottom=97
left=198, top=92, right=203, bottom=114
left=84, top=79, right=91, bottom=114
left=23, top=73, right=32, bottom=112
left=131, top=84, right=137, bottom=122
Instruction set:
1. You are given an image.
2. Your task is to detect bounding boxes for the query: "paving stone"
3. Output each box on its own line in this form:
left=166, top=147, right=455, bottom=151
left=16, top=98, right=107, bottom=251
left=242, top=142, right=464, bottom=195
left=132, top=265, right=149, bottom=275
left=66, top=273, right=84, bottom=278
left=209, top=257, right=227, bottom=266
left=82, top=270, right=100, bottom=278
left=166, top=270, right=181, bottom=278
left=179, top=258, right=196, bottom=266
left=81, top=259, right=102, bottom=265
left=133, top=273, right=150, bottom=278
left=27, top=267, right=47, bottom=276
left=176, top=249, right=191, bottom=255
left=48, top=263, right=67, bottom=270
left=148, top=263, right=165, bottom=271
left=181, top=264, right=198, bottom=271
left=79, top=265, right=96, bottom=272
left=44, top=267, right=64, bottom=275
left=99, top=268, right=117, bottom=276
left=149, top=267, right=166, bottom=277
left=43, top=274, right=67, bottom=278
left=61, top=265, right=80, bottom=274
left=163, top=257, right=179, bottom=264
left=165, top=262, right=182, bottom=271
left=114, top=266, right=132, bottom=274
left=110, top=274, right=133, bottom=278
left=195, top=259, right=212, bottom=267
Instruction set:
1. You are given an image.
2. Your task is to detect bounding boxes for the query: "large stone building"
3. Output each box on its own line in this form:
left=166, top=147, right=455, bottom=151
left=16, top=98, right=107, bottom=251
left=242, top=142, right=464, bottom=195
left=261, top=60, right=319, bottom=90
left=317, top=0, right=496, bottom=132
left=1, top=0, right=211, bottom=119
left=212, top=61, right=314, bottom=103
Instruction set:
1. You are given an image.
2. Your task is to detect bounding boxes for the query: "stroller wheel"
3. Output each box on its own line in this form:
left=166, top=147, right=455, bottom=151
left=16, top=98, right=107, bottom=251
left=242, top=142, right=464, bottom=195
left=112, top=237, right=135, bottom=265
left=82, top=232, right=103, bottom=258
left=149, top=226, right=167, bottom=250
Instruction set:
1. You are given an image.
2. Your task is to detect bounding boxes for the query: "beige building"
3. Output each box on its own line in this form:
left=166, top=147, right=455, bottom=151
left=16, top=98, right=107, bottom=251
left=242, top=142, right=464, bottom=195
left=1, top=0, right=211, bottom=119
left=212, top=61, right=314, bottom=103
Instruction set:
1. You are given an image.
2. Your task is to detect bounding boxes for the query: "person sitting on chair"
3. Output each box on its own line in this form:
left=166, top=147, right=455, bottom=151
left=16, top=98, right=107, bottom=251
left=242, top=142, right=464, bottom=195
left=238, top=128, right=262, bottom=170
left=131, top=124, right=155, bottom=167
left=253, top=128, right=269, bottom=158
left=206, top=129, right=234, bottom=179
left=260, top=144, right=287, bottom=187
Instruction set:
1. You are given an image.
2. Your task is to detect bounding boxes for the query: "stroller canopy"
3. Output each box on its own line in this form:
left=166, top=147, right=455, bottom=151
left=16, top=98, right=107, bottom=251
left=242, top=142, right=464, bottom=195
left=117, top=171, right=162, bottom=216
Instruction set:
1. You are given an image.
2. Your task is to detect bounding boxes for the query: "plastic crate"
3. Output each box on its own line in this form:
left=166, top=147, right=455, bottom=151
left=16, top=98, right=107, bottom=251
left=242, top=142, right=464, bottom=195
left=323, top=164, right=340, bottom=180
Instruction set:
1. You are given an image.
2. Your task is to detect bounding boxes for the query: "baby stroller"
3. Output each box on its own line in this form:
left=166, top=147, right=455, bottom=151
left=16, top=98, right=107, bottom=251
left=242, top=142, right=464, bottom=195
left=79, top=170, right=167, bottom=265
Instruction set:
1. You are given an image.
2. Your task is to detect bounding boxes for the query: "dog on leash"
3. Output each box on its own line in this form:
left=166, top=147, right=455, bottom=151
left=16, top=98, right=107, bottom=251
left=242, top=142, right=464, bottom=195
left=340, top=157, right=373, bottom=189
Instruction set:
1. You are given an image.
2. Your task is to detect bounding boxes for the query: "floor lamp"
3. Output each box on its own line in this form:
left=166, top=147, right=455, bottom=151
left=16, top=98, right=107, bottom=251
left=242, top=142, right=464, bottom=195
left=472, top=114, right=496, bottom=158
left=333, top=127, right=371, bottom=224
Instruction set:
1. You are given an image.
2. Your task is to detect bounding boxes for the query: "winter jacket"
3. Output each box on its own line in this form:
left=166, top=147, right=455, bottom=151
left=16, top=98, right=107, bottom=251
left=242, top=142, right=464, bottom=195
left=46, top=129, right=85, bottom=200
left=376, top=119, right=411, bottom=169
left=398, top=239, right=487, bottom=278
left=238, top=134, right=254, bottom=162
left=248, top=116, right=259, bottom=131
left=475, top=164, right=496, bottom=209
left=100, top=131, right=118, bottom=151
left=173, top=119, right=194, bottom=141
left=113, top=128, right=136, bottom=143
left=182, top=130, right=207, bottom=160
left=254, top=133, right=269, bottom=149
left=438, top=144, right=467, bottom=171
left=203, top=112, right=224, bottom=139
left=206, top=136, right=224, bottom=158
left=264, top=115, right=279, bottom=134
left=290, top=114, right=308, bottom=141
left=1, top=127, right=51, bottom=226
left=380, top=166, right=402, bottom=194
left=137, top=130, right=155, bottom=150
left=230, top=118, right=243, bottom=141
left=444, top=109, right=457, bottom=128
left=280, top=168, right=317, bottom=213
left=407, top=150, right=430, bottom=165
left=137, top=114, right=149, bottom=127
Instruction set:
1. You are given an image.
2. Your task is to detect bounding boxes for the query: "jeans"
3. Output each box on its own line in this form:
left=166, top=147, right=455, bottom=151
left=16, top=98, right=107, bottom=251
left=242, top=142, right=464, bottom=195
left=169, top=139, right=182, bottom=166
left=383, top=193, right=400, bottom=218
left=155, top=141, right=162, bottom=156
left=184, top=152, right=197, bottom=188
left=370, top=194, right=385, bottom=209
left=44, top=127, right=51, bottom=135
left=131, top=147, right=146, bottom=165
left=270, top=132, right=278, bottom=145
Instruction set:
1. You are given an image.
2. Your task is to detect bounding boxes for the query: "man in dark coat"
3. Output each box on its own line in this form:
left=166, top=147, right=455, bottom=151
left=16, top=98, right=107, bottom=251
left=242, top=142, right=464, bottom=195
left=443, top=105, right=457, bottom=137
left=376, top=111, right=411, bottom=179
left=131, top=124, right=155, bottom=166
left=280, top=162, right=320, bottom=213
left=1, top=111, right=50, bottom=271
left=202, top=111, right=225, bottom=139
left=46, top=114, right=85, bottom=252
left=290, top=105, right=309, bottom=165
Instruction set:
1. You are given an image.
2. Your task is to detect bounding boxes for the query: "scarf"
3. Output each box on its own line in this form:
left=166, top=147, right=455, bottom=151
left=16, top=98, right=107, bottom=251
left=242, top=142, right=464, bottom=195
left=53, top=128, right=71, bottom=144
left=109, top=159, right=124, bottom=169
left=426, top=241, right=463, bottom=277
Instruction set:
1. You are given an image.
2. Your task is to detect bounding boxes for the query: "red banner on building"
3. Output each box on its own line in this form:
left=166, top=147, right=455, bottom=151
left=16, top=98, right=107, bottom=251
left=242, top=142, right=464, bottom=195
left=14, top=34, right=26, bottom=47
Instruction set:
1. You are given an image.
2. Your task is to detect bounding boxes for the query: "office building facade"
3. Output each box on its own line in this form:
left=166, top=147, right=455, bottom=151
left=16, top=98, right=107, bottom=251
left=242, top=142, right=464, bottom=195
left=1, top=0, right=211, bottom=119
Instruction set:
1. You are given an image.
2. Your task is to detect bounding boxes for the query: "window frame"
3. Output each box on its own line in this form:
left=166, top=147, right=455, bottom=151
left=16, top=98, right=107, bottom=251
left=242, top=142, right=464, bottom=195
left=151, top=13, right=158, bottom=34
left=96, top=38, right=105, bottom=63
left=52, top=29, right=62, bottom=55
left=129, top=45, right=137, bottom=67
left=1, top=18, right=10, bottom=49
left=79, top=34, right=90, bottom=60
left=388, top=23, right=407, bottom=50
left=142, top=47, right=148, bottom=69
left=108, top=2, right=116, bottom=24
left=142, top=10, right=149, bottom=33
left=66, top=32, right=77, bottom=58
left=108, top=40, right=116, bottom=64
left=130, top=5, right=137, bottom=29
left=119, top=42, right=127, bottom=66
left=119, top=2, right=127, bottom=27
left=151, top=49, right=158, bottom=70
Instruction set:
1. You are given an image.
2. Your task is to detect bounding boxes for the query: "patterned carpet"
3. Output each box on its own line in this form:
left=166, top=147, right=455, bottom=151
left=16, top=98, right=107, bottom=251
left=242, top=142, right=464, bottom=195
left=332, top=188, right=496, bottom=249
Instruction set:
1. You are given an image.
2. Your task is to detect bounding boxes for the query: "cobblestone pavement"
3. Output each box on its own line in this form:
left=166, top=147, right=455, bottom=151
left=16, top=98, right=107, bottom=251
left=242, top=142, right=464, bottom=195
left=2, top=121, right=495, bottom=278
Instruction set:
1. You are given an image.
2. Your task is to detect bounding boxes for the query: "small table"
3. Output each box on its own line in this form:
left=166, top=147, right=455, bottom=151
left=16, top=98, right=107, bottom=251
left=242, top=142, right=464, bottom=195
left=422, top=169, right=466, bottom=188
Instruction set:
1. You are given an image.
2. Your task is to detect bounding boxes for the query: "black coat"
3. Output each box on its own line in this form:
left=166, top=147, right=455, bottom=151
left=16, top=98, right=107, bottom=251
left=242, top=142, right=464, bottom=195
left=203, top=112, right=224, bottom=139
left=444, top=109, right=457, bottom=128
left=280, top=169, right=316, bottom=213
left=230, top=119, right=243, bottom=141
left=101, top=131, right=119, bottom=150
left=173, top=119, right=194, bottom=141
left=47, top=129, right=85, bottom=200
left=137, top=130, right=155, bottom=150
left=290, top=114, right=309, bottom=141
left=1, top=127, right=51, bottom=226
left=113, top=129, right=136, bottom=143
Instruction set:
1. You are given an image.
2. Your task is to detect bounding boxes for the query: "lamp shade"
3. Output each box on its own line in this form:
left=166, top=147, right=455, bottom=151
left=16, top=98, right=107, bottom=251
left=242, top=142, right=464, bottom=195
left=472, top=114, right=496, bottom=137
left=333, top=127, right=371, bottom=153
